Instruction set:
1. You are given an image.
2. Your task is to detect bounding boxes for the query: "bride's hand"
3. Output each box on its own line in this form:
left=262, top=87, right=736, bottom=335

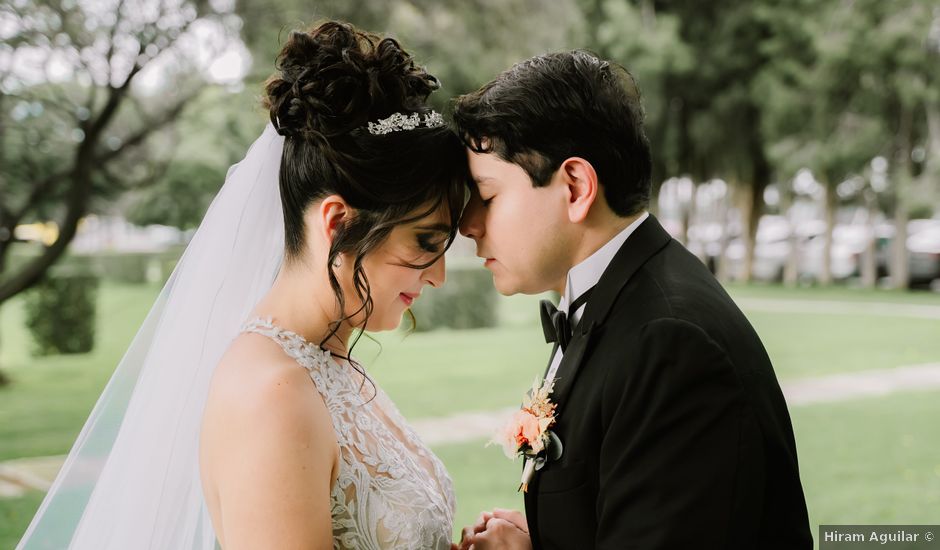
left=458, top=509, right=530, bottom=550
left=459, top=511, right=494, bottom=550
left=464, top=517, right=531, bottom=550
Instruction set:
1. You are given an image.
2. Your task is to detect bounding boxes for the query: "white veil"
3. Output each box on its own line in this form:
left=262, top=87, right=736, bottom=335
left=17, top=124, right=286, bottom=549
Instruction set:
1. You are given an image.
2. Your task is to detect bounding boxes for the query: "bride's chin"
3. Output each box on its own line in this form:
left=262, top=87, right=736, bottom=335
left=361, top=311, right=396, bottom=332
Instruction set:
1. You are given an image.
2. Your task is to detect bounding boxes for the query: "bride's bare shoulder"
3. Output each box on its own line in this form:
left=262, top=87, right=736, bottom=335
left=203, top=332, right=328, bottom=432
left=200, top=333, right=337, bottom=548
left=215, top=331, right=306, bottom=383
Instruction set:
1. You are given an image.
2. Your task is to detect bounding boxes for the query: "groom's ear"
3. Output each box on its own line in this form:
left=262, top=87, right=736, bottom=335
left=559, top=157, right=598, bottom=224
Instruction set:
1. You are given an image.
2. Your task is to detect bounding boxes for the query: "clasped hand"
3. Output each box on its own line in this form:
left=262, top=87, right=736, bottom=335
left=452, top=508, right=532, bottom=550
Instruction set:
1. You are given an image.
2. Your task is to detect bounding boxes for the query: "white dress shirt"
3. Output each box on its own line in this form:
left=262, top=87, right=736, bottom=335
left=545, top=211, right=649, bottom=382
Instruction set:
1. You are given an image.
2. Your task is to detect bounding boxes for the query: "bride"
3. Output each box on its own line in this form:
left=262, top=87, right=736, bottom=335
left=18, top=20, right=466, bottom=550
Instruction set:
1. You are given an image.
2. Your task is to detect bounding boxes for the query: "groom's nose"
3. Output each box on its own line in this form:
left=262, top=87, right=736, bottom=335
left=458, top=191, right=485, bottom=241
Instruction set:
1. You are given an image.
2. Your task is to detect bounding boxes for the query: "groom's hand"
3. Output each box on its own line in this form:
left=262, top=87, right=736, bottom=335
left=459, top=509, right=531, bottom=550
left=458, top=511, right=493, bottom=550
left=490, top=509, right=527, bottom=532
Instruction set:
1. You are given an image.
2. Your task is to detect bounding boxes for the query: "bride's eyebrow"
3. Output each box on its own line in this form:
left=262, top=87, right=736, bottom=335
left=414, top=223, right=451, bottom=234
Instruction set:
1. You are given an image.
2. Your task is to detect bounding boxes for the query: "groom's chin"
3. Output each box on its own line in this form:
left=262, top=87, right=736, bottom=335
left=489, top=273, right=521, bottom=297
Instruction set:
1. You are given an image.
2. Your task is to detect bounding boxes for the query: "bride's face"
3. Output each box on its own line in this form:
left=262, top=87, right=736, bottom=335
left=343, top=206, right=452, bottom=331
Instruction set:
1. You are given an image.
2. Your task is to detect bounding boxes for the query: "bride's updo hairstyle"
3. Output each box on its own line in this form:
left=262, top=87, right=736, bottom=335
left=263, top=21, right=466, bottom=348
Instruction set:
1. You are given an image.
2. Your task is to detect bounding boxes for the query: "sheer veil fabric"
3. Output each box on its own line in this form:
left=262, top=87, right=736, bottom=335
left=17, top=124, right=285, bottom=549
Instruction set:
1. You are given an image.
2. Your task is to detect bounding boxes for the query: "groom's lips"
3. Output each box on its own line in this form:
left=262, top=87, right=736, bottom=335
left=483, top=258, right=496, bottom=268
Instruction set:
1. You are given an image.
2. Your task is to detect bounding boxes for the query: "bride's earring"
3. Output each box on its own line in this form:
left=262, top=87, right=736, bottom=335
left=333, top=257, right=342, bottom=268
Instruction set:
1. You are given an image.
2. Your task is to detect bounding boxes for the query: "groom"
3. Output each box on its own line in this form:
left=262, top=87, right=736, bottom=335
left=453, top=51, right=813, bottom=549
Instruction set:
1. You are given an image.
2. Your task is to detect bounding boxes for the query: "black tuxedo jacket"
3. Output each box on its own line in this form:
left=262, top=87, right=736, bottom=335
left=523, top=214, right=812, bottom=550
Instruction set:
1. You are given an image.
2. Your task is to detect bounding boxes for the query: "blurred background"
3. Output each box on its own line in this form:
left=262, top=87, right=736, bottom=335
left=2, top=0, right=939, bottom=547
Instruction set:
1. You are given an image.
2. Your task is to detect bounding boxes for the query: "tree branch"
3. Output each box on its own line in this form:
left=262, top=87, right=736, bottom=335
left=6, top=168, right=69, bottom=230
left=0, top=160, right=93, bottom=304
left=95, top=88, right=202, bottom=165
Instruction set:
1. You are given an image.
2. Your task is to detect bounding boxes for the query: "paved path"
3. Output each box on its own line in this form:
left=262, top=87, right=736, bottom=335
left=781, top=362, right=940, bottom=405
left=411, top=362, right=940, bottom=444
left=5, top=361, right=940, bottom=499
left=0, top=455, right=59, bottom=499
left=733, top=297, right=940, bottom=320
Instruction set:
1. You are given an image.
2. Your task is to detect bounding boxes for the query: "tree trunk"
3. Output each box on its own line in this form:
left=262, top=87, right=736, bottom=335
left=679, top=180, right=697, bottom=246
left=927, top=103, right=940, bottom=162
left=648, top=181, right=661, bottom=218
left=716, top=182, right=735, bottom=283
left=820, top=181, right=837, bottom=286
left=740, top=184, right=754, bottom=283
left=861, top=189, right=878, bottom=289
left=781, top=187, right=799, bottom=287
left=0, top=158, right=94, bottom=305
left=891, top=201, right=909, bottom=289
left=0, top=304, right=8, bottom=387
left=741, top=106, right=771, bottom=285
left=741, top=182, right=764, bottom=284
left=889, top=106, right=915, bottom=290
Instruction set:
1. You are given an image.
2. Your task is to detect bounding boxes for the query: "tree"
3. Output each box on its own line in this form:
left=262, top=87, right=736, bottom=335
left=0, top=0, right=240, bottom=381
left=578, top=0, right=818, bottom=282
left=591, top=0, right=694, bottom=219
left=762, top=0, right=937, bottom=288
left=0, top=0, right=242, bottom=302
left=759, top=9, right=884, bottom=287
left=234, top=0, right=583, bottom=110
left=122, top=85, right=268, bottom=230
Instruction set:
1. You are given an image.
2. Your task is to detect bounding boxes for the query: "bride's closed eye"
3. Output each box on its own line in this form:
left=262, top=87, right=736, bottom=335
left=416, top=233, right=446, bottom=254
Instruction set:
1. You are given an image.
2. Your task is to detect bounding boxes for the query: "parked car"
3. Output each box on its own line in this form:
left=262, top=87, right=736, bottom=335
left=907, top=222, right=940, bottom=286
left=684, top=216, right=940, bottom=286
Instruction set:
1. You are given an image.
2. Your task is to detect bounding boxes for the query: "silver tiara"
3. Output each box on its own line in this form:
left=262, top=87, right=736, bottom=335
left=367, top=111, right=445, bottom=135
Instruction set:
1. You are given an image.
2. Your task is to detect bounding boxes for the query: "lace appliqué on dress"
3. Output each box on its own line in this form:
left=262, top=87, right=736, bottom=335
left=240, top=317, right=456, bottom=550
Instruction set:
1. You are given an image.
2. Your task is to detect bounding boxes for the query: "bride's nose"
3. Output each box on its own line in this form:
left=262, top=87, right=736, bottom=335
left=422, top=254, right=446, bottom=288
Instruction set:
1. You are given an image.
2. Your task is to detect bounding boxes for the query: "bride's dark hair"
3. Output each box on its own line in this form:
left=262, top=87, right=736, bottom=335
left=262, top=20, right=466, bottom=359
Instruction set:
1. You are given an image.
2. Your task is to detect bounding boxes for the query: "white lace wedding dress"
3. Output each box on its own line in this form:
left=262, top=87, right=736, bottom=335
left=240, top=317, right=457, bottom=550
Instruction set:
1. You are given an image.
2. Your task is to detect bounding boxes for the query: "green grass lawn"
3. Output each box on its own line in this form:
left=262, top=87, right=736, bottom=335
left=790, top=390, right=940, bottom=526
left=725, top=281, right=940, bottom=306
left=2, top=281, right=939, bottom=547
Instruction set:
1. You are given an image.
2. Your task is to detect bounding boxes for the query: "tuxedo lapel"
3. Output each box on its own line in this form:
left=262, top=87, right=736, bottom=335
left=579, top=214, right=672, bottom=329
left=541, top=342, right=559, bottom=381
left=545, top=322, right=594, bottom=406
left=548, top=214, right=672, bottom=409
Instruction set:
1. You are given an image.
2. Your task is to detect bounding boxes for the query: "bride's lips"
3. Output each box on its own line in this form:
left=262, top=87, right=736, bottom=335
left=399, top=292, right=418, bottom=306
left=483, top=258, right=496, bottom=268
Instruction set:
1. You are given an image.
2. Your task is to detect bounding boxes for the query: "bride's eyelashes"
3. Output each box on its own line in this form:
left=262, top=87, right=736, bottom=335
left=481, top=195, right=494, bottom=207
left=416, top=233, right=446, bottom=254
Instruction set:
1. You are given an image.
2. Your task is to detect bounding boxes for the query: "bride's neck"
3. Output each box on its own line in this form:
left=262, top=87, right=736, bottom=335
left=252, top=263, right=353, bottom=355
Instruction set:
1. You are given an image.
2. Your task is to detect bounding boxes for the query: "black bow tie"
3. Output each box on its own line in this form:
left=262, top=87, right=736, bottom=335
left=540, top=287, right=595, bottom=352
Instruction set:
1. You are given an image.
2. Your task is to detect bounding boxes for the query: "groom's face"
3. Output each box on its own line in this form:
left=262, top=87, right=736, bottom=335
left=459, top=149, right=573, bottom=295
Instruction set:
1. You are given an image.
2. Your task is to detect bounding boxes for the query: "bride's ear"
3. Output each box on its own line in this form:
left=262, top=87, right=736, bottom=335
left=314, top=194, right=351, bottom=243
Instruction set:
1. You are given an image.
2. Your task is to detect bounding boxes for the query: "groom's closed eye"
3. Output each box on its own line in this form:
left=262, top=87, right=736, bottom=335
left=472, top=176, right=495, bottom=206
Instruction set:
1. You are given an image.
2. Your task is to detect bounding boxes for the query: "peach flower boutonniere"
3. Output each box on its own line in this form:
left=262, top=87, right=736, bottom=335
left=489, top=377, right=565, bottom=492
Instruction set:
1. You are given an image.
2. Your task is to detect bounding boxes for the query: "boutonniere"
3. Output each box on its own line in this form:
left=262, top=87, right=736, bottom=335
left=489, top=377, right=564, bottom=492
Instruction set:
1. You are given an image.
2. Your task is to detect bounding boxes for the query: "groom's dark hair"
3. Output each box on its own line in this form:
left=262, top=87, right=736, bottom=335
left=453, top=50, right=652, bottom=217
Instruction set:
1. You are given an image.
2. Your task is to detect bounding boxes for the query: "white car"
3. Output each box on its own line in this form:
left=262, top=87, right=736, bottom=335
left=907, top=222, right=940, bottom=285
